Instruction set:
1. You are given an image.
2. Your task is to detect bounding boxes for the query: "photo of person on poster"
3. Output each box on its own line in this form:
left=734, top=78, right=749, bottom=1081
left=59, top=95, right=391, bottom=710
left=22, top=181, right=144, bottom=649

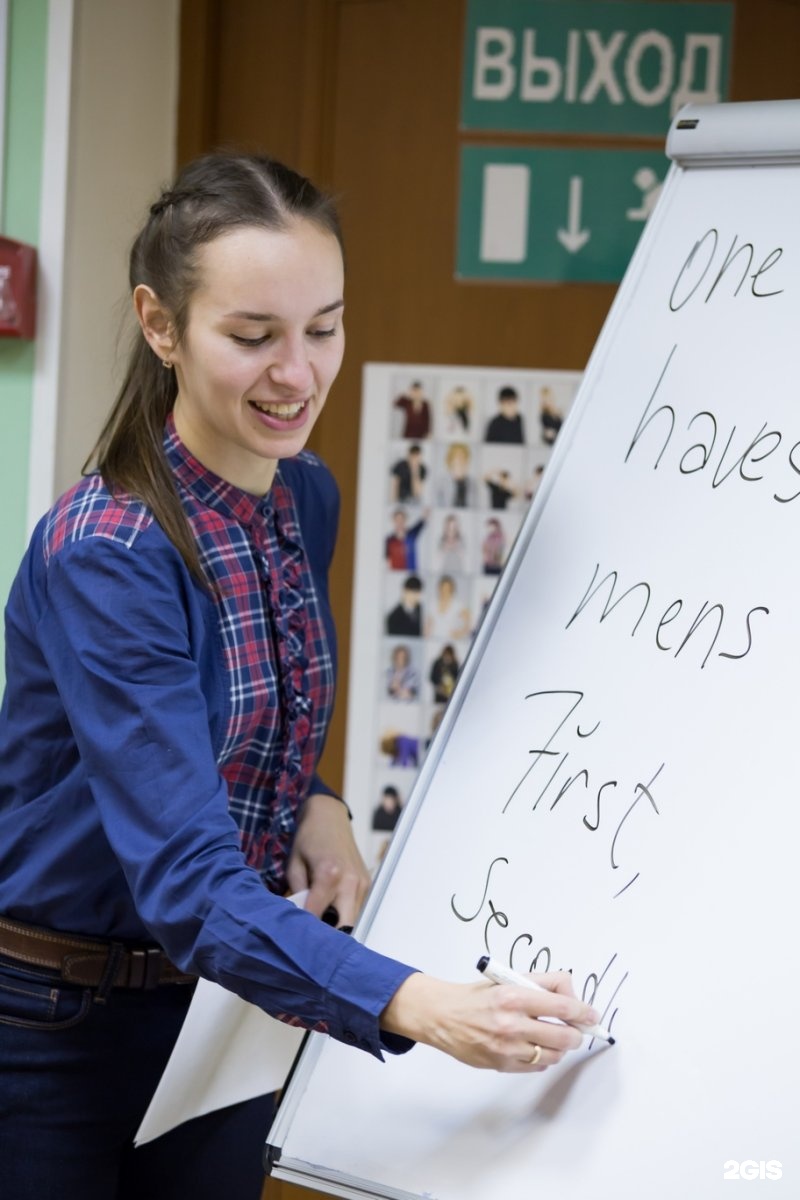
left=538, top=384, right=564, bottom=445
left=393, top=380, right=432, bottom=438
left=442, top=384, right=474, bottom=435
left=386, top=575, right=424, bottom=637
left=429, top=643, right=460, bottom=705
left=371, top=785, right=403, bottom=832
left=483, top=468, right=519, bottom=510
left=436, top=513, right=467, bottom=574
left=379, top=731, right=420, bottom=769
left=436, top=443, right=475, bottom=508
left=384, top=509, right=427, bottom=571
left=482, top=517, right=507, bottom=576
left=424, top=575, right=470, bottom=641
left=389, top=442, right=427, bottom=504
left=385, top=643, right=420, bottom=702
left=485, top=385, right=525, bottom=444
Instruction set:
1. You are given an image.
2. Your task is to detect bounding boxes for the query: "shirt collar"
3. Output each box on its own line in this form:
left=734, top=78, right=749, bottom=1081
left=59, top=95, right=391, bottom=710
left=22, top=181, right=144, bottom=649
left=163, top=412, right=276, bottom=526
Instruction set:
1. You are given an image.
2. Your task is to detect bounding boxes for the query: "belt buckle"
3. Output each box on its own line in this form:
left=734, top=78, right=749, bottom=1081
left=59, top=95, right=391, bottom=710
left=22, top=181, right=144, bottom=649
left=128, top=947, right=163, bottom=989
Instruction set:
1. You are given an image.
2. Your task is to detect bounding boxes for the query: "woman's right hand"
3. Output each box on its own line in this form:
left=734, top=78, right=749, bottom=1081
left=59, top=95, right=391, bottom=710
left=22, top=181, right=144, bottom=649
left=379, top=971, right=599, bottom=1073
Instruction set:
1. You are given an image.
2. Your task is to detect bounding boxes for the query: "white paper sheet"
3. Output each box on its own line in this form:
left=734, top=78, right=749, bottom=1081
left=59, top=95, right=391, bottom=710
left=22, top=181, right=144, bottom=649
left=135, top=894, right=308, bottom=1145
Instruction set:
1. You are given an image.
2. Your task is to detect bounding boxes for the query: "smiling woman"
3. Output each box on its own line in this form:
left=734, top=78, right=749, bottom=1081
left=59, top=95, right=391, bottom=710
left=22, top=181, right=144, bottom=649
left=0, top=152, right=597, bottom=1199
left=88, top=153, right=349, bottom=584
left=137, top=222, right=345, bottom=495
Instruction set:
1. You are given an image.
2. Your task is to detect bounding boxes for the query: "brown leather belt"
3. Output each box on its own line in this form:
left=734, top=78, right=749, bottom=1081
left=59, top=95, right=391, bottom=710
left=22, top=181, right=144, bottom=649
left=0, top=915, right=196, bottom=990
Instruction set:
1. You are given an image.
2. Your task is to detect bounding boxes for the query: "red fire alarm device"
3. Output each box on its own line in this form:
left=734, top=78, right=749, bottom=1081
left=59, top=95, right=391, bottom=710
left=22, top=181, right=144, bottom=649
left=0, top=236, right=38, bottom=340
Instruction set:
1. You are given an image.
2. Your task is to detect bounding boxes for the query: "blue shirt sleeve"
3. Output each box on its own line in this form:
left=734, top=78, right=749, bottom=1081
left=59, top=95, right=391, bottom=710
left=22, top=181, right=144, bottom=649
left=34, top=530, right=415, bottom=1058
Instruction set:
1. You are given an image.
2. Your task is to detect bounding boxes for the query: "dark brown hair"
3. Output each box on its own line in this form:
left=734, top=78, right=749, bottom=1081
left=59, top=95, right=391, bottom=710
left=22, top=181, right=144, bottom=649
left=85, top=152, right=343, bottom=582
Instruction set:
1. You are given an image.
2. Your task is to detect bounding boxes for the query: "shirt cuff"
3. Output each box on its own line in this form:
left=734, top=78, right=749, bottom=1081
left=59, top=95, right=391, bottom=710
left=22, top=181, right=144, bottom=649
left=326, top=942, right=419, bottom=1059
left=307, top=774, right=351, bottom=819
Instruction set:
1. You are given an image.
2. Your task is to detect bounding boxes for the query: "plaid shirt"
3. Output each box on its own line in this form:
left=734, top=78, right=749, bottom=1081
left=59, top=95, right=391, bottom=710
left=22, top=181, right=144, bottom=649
left=42, top=418, right=337, bottom=894
left=163, top=421, right=337, bottom=889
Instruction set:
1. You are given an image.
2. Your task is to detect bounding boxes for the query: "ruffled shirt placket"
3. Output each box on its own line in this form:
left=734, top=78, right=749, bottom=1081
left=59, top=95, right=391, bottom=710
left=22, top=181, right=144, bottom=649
left=249, top=490, right=315, bottom=879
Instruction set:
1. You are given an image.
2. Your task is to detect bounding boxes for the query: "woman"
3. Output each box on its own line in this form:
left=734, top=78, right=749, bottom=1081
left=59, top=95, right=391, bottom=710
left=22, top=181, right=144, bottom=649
left=385, top=643, right=420, bottom=702
left=443, top=384, right=474, bottom=434
left=0, top=153, right=597, bottom=1198
left=482, top=516, right=508, bottom=575
left=436, top=442, right=474, bottom=508
left=429, top=643, right=460, bottom=704
left=425, top=574, right=471, bottom=641
left=437, top=512, right=466, bottom=574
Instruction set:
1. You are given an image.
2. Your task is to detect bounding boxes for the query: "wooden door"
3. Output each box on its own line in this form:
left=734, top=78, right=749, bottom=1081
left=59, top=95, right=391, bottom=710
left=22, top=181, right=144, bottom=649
left=177, top=3, right=800, bottom=1196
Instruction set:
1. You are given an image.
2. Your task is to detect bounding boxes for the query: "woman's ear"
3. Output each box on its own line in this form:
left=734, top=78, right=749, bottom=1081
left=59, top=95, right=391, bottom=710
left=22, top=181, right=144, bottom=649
left=134, top=284, right=176, bottom=364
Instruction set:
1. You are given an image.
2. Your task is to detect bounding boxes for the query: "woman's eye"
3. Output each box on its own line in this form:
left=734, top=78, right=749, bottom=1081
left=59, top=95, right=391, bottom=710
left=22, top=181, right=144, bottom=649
left=231, top=334, right=270, bottom=347
left=309, top=327, right=337, bottom=339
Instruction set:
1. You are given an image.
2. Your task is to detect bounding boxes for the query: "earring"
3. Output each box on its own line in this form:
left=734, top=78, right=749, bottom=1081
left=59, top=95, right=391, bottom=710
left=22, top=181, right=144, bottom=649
left=162, top=358, right=173, bottom=369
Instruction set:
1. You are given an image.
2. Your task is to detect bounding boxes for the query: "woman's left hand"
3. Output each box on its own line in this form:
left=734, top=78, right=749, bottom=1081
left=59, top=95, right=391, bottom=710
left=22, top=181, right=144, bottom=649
left=286, top=792, right=371, bottom=928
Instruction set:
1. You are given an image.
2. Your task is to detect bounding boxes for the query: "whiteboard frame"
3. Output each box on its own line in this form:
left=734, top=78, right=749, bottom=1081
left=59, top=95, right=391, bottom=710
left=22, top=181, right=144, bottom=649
left=266, top=99, right=800, bottom=1199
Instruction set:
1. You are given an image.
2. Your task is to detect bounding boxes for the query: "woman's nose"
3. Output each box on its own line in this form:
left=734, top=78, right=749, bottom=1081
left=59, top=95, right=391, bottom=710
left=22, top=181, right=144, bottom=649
left=268, top=337, right=313, bottom=391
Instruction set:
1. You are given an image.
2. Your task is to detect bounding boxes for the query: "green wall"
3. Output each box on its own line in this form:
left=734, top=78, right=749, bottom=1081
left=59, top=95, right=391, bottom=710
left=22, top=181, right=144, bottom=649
left=0, top=0, right=48, bottom=621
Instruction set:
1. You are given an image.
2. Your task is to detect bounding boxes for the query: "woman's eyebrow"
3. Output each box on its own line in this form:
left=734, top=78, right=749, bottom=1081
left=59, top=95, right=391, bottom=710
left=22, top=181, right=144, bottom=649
left=224, top=299, right=345, bottom=321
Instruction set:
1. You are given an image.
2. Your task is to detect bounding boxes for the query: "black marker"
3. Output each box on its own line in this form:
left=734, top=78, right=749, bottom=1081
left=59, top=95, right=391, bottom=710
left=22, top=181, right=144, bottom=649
left=321, top=905, right=353, bottom=935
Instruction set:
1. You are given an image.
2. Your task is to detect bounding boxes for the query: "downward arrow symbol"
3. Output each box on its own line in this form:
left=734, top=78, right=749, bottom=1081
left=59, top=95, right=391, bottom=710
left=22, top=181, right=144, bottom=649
left=557, top=176, right=590, bottom=253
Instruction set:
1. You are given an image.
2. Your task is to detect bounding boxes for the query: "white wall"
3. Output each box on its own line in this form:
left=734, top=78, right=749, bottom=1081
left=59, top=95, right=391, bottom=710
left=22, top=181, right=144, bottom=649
left=54, top=0, right=179, bottom=497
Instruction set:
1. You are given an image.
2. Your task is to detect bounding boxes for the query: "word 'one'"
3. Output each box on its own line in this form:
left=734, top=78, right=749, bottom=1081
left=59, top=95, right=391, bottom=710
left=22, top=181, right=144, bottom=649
left=669, top=228, right=784, bottom=310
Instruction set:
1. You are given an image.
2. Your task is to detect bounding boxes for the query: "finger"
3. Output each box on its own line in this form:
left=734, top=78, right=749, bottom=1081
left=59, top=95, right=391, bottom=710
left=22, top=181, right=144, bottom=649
left=523, top=973, right=601, bottom=1027
left=514, top=1042, right=566, bottom=1073
left=511, top=1016, right=587, bottom=1070
left=529, top=969, right=578, bottom=996
left=324, top=868, right=367, bottom=929
left=284, top=857, right=309, bottom=898
left=486, top=980, right=599, bottom=1038
left=524, top=1015, right=584, bottom=1054
left=304, top=854, right=365, bottom=921
left=488, top=978, right=599, bottom=1028
left=304, top=875, right=338, bottom=918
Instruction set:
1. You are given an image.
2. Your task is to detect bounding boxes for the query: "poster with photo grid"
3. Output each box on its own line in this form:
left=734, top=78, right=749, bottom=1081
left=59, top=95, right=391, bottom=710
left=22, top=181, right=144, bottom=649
left=343, top=362, right=582, bottom=871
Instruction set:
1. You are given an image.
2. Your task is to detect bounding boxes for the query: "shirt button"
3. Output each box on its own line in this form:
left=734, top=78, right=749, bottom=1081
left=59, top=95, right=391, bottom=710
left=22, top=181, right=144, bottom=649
left=343, top=1030, right=357, bottom=1044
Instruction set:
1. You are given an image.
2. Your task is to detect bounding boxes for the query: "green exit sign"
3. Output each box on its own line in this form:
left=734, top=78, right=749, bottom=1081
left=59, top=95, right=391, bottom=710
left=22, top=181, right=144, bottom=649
left=462, top=0, right=732, bottom=137
left=457, top=144, right=669, bottom=283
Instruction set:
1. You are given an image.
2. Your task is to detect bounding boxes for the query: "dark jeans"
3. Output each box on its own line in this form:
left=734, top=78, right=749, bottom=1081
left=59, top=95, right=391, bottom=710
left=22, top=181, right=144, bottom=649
left=0, top=954, right=275, bottom=1199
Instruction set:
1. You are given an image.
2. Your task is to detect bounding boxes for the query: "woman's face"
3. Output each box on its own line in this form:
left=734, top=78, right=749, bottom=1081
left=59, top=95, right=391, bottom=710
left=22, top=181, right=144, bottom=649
left=392, top=646, right=410, bottom=668
left=448, top=447, right=469, bottom=478
left=170, top=220, right=345, bottom=493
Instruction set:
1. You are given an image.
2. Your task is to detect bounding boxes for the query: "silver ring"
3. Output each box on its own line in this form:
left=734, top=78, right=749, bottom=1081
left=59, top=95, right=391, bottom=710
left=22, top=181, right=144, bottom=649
left=527, top=1044, right=542, bottom=1066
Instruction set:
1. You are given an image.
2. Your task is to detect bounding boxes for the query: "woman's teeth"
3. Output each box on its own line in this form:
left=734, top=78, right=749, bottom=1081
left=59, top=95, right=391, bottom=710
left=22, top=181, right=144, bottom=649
left=250, top=400, right=305, bottom=418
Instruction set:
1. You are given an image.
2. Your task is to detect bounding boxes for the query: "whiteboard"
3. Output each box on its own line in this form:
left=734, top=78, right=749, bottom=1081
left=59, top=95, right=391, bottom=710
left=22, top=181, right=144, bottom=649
left=266, top=100, right=800, bottom=1200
